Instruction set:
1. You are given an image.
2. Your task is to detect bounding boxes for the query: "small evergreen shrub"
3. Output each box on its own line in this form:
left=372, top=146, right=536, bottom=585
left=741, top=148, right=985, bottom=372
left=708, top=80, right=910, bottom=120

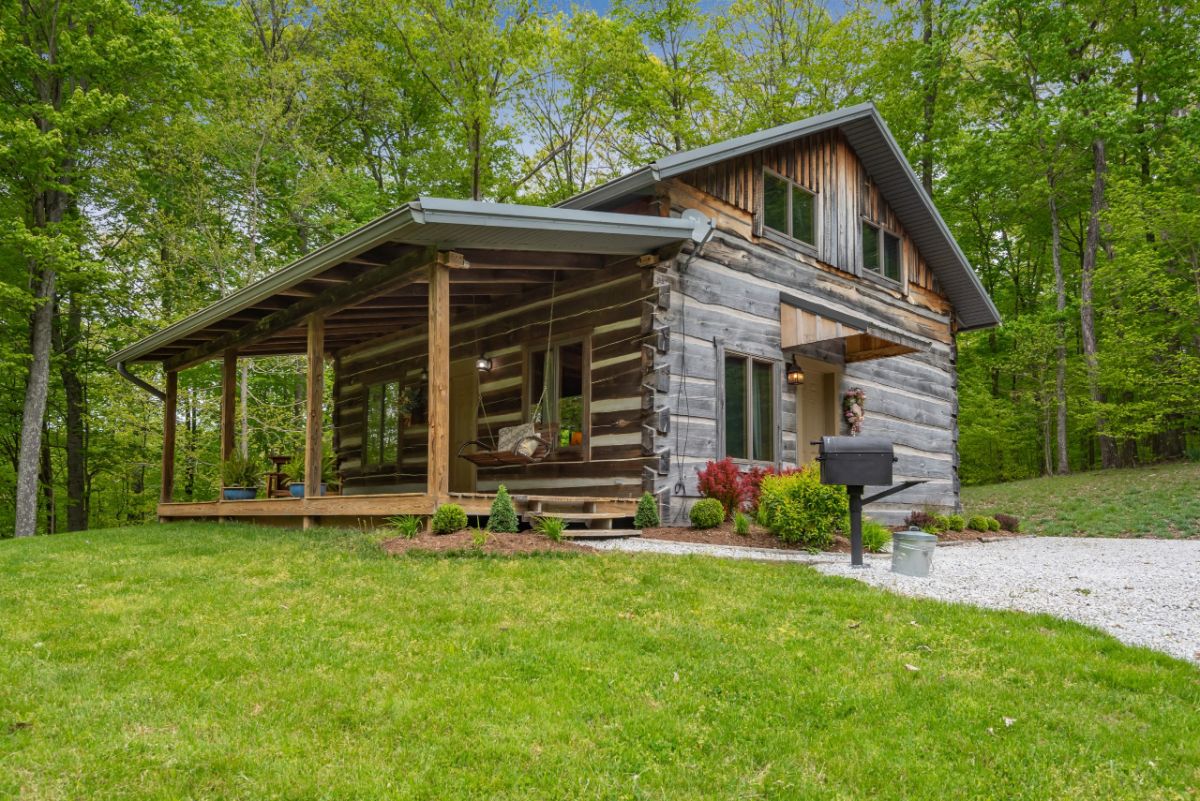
left=758, top=465, right=848, bottom=549
left=689, top=498, right=725, bottom=529
left=387, top=515, right=422, bottom=539
left=986, top=516, right=1002, bottom=531
left=534, top=515, right=566, bottom=542
left=994, top=513, right=1021, bottom=532
left=966, top=515, right=991, bottom=532
left=861, top=519, right=892, bottom=553
left=696, top=458, right=745, bottom=518
left=634, top=492, right=660, bottom=528
left=487, top=485, right=519, bottom=533
left=733, top=511, right=750, bottom=536
left=945, top=514, right=966, bottom=532
left=431, top=503, right=468, bottom=534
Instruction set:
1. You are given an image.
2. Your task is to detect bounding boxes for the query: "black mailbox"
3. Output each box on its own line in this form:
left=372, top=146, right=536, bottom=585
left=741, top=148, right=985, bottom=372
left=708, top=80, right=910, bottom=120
left=816, top=436, right=895, bottom=487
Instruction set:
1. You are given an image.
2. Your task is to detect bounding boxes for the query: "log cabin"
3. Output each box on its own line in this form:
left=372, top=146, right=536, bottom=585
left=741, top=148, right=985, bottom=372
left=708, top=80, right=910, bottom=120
left=109, top=103, right=999, bottom=529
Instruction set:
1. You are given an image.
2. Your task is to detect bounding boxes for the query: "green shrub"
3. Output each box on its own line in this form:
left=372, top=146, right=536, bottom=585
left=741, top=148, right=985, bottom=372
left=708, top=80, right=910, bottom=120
left=386, top=515, right=422, bottom=539
left=431, top=504, right=468, bottom=534
left=634, top=492, right=660, bottom=528
left=945, top=514, right=966, bottom=532
left=221, top=452, right=260, bottom=488
left=733, top=511, right=750, bottom=536
left=862, top=519, right=892, bottom=553
left=534, top=515, right=566, bottom=542
left=758, top=465, right=848, bottom=549
left=689, top=498, right=725, bottom=529
left=986, top=516, right=1001, bottom=531
left=966, top=515, right=991, bottom=532
left=487, top=485, right=519, bottom=533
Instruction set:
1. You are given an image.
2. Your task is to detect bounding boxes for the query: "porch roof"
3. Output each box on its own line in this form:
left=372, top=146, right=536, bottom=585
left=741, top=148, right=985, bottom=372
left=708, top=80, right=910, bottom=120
left=108, top=197, right=704, bottom=368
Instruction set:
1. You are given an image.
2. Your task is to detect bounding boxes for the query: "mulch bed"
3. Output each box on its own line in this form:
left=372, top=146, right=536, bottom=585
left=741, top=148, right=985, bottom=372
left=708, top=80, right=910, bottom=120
left=381, top=530, right=587, bottom=556
left=642, top=520, right=1026, bottom=551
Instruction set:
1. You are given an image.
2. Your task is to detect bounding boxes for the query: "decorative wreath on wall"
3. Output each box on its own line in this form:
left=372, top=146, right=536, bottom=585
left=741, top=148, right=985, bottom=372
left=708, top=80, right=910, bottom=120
left=842, top=388, right=866, bottom=435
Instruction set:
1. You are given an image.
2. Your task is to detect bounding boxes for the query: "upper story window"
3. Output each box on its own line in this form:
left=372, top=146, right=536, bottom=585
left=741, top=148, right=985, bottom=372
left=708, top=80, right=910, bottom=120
left=862, top=221, right=902, bottom=283
left=762, top=170, right=815, bottom=247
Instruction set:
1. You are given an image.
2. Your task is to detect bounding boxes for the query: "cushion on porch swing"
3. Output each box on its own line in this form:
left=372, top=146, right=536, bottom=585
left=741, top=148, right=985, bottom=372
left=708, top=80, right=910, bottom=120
left=457, top=422, right=553, bottom=467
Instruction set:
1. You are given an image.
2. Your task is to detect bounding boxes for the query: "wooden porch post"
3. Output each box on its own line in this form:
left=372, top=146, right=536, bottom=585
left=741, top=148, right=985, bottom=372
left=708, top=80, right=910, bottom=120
left=160, top=369, right=178, bottom=509
left=427, top=259, right=450, bottom=501
left=220, top=350, right=237, bottom=462
left=304, top=314, right=325, bottom=529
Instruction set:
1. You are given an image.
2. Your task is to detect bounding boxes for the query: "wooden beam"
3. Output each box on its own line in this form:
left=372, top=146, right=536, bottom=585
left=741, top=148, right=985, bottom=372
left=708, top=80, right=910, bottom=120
left=220, top=350, right=237, bottom=463
left=165, top=246, right=436, bottom=371
left=160, top=370, right=178, bottom=509
left=427, top=260, right=450, bottom=500
left=304, top=314, right=325, bottom=529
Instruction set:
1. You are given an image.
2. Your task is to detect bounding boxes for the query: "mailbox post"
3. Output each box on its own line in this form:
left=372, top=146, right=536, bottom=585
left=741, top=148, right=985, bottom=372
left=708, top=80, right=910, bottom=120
left=815, top=436, right=923, bottom=568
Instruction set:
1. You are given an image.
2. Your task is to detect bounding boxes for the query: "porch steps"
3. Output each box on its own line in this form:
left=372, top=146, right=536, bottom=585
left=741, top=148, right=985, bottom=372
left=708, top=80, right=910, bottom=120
left=517, top=497, right=634, bottom=531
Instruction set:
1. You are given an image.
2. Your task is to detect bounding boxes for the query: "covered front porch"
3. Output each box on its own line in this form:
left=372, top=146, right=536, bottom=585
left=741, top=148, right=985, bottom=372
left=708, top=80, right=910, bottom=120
left=111, top=198, right=701, bottom=529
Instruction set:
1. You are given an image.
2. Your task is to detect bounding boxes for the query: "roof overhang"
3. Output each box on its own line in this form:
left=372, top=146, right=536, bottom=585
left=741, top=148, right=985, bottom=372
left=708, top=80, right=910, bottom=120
left=780, top=293, right=924, bottom=363
left=559, top=103, right=1001, bottom=332
left=108, top=198, right=700, bottom=367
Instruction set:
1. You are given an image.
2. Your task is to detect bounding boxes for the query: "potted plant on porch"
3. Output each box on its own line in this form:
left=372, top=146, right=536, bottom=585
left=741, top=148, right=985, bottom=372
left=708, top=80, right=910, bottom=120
left=221, top=453, right=261, bottom=500
left=287, top=451, right=338, bottom=497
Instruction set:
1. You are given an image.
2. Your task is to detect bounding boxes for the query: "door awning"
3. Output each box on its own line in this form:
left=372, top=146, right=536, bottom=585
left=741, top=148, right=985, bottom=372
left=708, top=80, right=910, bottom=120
left=780, top=293, right=924, bottom=363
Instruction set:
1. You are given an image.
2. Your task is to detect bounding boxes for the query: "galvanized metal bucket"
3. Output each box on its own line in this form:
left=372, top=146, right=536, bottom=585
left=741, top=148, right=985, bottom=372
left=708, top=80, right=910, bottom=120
left=891, top=527, right=938, bottom=577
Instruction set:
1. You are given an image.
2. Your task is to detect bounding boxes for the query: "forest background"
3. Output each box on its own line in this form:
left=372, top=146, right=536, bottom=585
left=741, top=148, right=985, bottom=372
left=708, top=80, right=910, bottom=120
left=2, top=0, right=1197, bottom=534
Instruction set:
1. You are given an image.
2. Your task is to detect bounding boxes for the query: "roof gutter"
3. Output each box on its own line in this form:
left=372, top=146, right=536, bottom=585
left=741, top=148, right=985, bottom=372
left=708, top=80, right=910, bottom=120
left=116, top=360, right=165, bottom=401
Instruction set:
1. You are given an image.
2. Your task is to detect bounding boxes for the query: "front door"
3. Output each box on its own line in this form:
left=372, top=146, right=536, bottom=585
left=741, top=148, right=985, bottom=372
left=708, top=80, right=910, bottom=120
left=448, top=358, right=478, bottom=493
left=797, top=360, right=839, bottom=465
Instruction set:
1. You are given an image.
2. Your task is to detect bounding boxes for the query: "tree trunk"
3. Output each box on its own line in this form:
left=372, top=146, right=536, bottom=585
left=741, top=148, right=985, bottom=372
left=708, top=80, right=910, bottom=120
left=1047, top=176, right=1069, bottom=474
left=1080, top=137, right=1117, bottom=469
left=919, top=0, right=936, bottom=196
left=40, top=422, right=56, bottom=534
left=14, top=262, right=57, bottom=537
left=58, top=292, right=88, bottom=531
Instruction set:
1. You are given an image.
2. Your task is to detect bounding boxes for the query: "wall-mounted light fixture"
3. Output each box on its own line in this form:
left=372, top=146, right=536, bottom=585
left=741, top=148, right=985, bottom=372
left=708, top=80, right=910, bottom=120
left=786, top=359, right=806, bottom=386
left=475, top=353, right=493, bottom=373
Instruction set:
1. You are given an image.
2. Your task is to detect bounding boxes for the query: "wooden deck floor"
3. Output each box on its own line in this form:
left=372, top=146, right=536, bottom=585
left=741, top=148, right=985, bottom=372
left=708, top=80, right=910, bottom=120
left=157, top=492, right=639, bottom=527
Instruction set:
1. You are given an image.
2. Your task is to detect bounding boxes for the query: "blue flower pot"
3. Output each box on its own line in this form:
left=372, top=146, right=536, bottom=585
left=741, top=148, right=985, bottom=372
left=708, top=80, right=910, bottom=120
left=289, top=483, right=326, bottom=497
left=222, top=487, right=258, bottom=501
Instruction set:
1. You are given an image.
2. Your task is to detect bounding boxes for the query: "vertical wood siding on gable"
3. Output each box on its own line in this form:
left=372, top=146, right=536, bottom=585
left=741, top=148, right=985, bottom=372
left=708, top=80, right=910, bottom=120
left=679, top=129, right=941, bottom=298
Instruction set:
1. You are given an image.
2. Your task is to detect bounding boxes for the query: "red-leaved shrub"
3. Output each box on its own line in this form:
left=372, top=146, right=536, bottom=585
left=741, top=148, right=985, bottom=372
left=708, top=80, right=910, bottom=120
left=696, top=458, right=745, bottom=519
left=741, top=465, right=800, bottom=512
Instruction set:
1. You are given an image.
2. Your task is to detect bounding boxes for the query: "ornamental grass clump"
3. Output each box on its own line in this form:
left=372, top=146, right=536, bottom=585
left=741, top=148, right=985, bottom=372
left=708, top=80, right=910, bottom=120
left=534, top=515, right=566, bottom=542
left=689, top=498, right=725, bottom=529
left=757, top=465, right=847, bottom=549
left=862, top=519, right=892, bottom=553
left=487, top=485, right=519, bottom=533
left=387, top=515, right=422, bottom=539
left=733, top=511, right=751, bottom=536
left=431, top=504, right=468, bottom=534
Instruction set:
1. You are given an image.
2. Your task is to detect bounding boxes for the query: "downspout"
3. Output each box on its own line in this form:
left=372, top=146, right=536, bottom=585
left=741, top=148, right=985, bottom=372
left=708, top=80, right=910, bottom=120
left=116, top=360, right=165, bottom=401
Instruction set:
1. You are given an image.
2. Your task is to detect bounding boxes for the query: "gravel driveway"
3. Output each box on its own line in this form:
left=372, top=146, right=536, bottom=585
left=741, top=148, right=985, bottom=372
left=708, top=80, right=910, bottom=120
left=817, top=538, right=1200, bottom=663
left=588, top=536, right=1200, bottom=663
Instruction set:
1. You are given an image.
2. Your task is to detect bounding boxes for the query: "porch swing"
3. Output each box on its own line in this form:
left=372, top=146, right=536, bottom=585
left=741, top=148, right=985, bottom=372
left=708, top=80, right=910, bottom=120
left=455, top=276, right=560, bottom=468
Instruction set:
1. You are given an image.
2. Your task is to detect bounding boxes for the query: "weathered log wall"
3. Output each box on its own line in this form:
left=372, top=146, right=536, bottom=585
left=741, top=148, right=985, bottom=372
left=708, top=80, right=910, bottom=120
left=652, top=138, right=961, bottom=523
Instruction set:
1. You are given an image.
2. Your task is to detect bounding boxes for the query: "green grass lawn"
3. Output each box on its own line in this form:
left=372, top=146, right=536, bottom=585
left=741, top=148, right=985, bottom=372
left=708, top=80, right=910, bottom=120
left=962, top=460, right=1200, bottom=538
left=1, top=524, right=1198, bottom=800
